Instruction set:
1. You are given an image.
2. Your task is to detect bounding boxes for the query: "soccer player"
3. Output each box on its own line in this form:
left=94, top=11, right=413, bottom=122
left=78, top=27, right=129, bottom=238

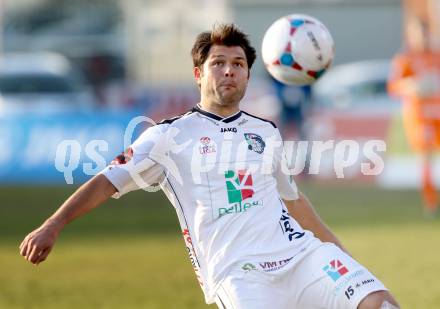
left=388, top=15, right=440, bottom=216
left=20, top=24, right=400, bottom=309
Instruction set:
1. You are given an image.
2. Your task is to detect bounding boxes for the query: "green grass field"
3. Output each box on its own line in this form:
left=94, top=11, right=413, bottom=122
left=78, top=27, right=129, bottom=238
left=1, top=183, right=439, bottom=308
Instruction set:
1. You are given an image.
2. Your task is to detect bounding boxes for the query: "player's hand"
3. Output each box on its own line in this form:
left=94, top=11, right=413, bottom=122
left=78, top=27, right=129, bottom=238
left=19, top=221, right=61, bottom=265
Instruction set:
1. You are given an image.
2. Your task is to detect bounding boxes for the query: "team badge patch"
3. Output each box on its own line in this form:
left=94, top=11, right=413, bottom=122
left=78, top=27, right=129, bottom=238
left=199, top=136, right=216, bottom=154
left=244, top=133, right=265, bottom=154
left=200, top=137, right=211, bottom=145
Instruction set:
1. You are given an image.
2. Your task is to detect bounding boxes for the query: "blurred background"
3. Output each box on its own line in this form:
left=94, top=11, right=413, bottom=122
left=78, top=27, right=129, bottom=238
left=1, top=0, right=439, bottom=308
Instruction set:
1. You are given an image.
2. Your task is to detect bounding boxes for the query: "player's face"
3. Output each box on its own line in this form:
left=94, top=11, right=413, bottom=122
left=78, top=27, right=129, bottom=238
left=195, top=45, right=249, bottom=107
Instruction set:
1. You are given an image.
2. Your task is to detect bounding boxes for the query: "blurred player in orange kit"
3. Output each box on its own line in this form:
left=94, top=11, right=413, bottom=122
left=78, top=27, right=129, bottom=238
left=388, top=1, right=440, bottom=216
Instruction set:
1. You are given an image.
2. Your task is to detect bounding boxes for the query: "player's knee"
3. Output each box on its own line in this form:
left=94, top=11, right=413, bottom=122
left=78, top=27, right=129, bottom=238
left=357, top=291, right=400, bottom=309
left=379, top=301, right=400, bottom=309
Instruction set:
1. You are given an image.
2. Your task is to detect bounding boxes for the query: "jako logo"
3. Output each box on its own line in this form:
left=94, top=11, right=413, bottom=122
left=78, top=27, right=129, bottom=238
left=224, top=169, right=254, bottom=204
left=221, top=127, right=237, bottom=133
left=323, top=260, right=349, bottom=281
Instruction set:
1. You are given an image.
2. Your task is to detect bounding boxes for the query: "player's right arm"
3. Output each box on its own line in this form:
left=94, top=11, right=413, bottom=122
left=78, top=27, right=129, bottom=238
left=20, top=123, right=170, bottom=265
left=19, top=174, right=117, bottom=265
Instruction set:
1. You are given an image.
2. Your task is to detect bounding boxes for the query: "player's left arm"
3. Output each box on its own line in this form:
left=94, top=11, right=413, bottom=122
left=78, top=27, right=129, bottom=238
left=283, top=193, right=349, bottom=254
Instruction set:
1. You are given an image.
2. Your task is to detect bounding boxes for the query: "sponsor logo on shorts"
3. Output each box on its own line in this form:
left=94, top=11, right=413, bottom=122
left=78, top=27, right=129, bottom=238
left=242, top=257, right=293, bottom=273
left=333, top=269, right=365, bottom=295
left=355, top=278, right=375, bottom=288
left=344, top=278, right=376, bottom=300
left=242, top=263, right=257, bottom=272
left=259, top=257, right=293, bottom=272
left=323, top=259, right=349, bottom=281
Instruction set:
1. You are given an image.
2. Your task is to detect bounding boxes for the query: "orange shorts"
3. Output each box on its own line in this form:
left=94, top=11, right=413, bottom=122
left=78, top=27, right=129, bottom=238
left=402, top=103, right=440, bottom=152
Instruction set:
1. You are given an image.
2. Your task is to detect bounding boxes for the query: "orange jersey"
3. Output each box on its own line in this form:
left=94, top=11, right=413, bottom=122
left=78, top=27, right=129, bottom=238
left=388, top=51, right=440, bottom=151
left=389, top=51, right=440, bottom=120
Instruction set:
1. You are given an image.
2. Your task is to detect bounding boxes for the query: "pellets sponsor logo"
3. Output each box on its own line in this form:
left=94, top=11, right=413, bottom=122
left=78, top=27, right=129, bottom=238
left=219, top=170, right=262, bottom=218
left=225, top=169, right=254, bottom=204
left=218, top=200, right=262, bottom=217
left=323, top=260, right=349, bottom=281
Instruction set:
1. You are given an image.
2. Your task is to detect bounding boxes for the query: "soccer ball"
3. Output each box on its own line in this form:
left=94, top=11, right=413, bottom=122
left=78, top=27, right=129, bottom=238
left=262, top=14, right=334, bottom=86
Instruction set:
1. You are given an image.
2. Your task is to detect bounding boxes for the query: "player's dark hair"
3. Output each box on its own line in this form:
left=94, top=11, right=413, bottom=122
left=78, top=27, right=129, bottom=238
left=191, top=23, right=256, bottom=70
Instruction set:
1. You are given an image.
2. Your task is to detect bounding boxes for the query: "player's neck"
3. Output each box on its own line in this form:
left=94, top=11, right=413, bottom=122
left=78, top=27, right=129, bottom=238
left=198, top=102, right=240, bottom=118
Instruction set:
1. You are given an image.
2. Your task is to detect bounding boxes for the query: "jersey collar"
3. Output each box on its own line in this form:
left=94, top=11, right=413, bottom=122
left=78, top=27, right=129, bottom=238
left=193, top=104, right=242, bottom=123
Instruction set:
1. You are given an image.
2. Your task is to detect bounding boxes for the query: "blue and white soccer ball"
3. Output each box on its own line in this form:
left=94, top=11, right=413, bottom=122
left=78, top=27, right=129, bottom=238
left=262, top=14, right=334, bottom=86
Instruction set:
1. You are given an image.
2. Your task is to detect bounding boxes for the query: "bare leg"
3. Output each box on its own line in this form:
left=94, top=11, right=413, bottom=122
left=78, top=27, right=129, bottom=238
left=422, top=152, right=438, bottom=215
left=357, top=290, right=400, bottom=309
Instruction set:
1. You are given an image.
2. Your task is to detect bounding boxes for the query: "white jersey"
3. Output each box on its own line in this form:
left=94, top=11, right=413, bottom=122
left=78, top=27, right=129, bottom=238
left=100, top=105, right=316, bottom=304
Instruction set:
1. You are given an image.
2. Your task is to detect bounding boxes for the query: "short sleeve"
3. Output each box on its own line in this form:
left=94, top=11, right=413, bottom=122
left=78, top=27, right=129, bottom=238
left=100, top=124, right=168, bottom=198
left=272, top=129, right=299, bottom=201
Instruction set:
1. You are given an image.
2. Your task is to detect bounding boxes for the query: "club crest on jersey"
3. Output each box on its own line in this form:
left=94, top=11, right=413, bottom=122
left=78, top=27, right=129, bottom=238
left=200, top=137, right=210, bottom=145
left=244, top=133, right=265, bottom=154
left=111, top=147, right=133, bottom=165
left=199, top=136, right=216, bottom=155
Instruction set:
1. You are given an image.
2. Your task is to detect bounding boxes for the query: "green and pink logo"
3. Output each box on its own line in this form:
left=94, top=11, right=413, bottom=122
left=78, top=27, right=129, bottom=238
left=224, top=169, right=254, bottom=204
left=219, top=170, right=261, bottom=218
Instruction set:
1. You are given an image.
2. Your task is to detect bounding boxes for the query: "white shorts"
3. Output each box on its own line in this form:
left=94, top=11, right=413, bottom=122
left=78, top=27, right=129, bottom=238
left=214, top=242, right=387, bottom=309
